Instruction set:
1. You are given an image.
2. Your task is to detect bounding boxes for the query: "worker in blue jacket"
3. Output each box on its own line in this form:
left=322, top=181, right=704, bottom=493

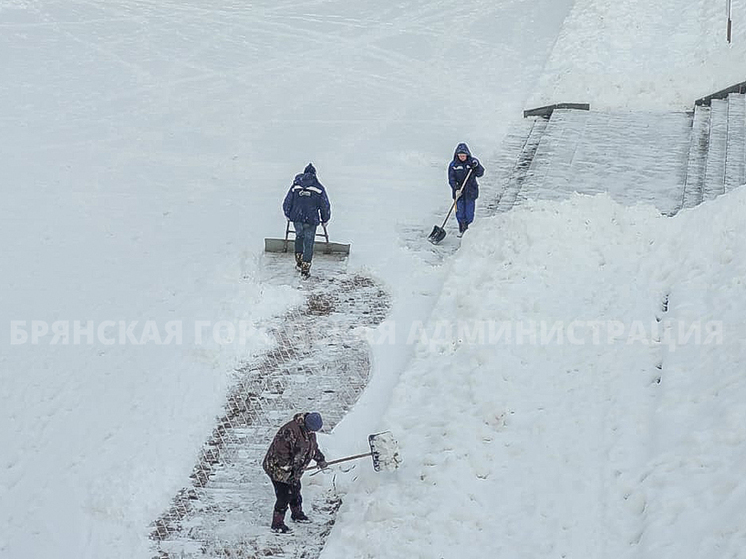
left=283, top=163, right=331, bottom=277
left=448, top=143, right=484, bottom=236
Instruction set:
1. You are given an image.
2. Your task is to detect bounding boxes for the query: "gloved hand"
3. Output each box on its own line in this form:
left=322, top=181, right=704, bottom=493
left=321, top=221, right=329, bottom=227
left=317, top=459, right=328, bottom=469
left=469, top=158, right=480, bottom=169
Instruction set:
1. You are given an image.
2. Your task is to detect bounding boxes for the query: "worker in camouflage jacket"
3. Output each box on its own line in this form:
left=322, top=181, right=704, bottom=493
left=262, top=412, right=327, bottom=533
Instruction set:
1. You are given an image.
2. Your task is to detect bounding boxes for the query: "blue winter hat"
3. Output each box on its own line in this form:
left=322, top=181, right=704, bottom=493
left=305, top=412, right=323, bottom=431
left=304, top=163, right=316, bottom=175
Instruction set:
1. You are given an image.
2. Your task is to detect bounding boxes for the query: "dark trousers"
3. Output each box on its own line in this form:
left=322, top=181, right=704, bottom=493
left=293, top=222, right=317, bottom=263
left=456, top=197, right=476, bottom=225
left=271, top=479, right=302, bottom=514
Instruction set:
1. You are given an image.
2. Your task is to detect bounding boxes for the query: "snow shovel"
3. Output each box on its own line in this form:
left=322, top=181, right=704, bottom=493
left=428, top=168, right=473, bottom=245
left=306, top=431, right=401, bottom=475
left=264, top=221, right=350, bottom=256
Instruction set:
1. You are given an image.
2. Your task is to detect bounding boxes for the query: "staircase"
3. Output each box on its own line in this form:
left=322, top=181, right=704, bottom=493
left=684, top=92, right=746, bottom=209
left=497, top=85, right=746, bottom=216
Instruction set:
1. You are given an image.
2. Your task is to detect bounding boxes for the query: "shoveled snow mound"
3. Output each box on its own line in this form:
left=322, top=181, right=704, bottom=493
left=321, top=188, right=746, bottom=559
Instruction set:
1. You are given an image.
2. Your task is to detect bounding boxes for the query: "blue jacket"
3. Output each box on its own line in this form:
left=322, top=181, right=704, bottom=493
left=448, top=143, right=484, bottom=200
left=283, top=163, right=331, bottom=226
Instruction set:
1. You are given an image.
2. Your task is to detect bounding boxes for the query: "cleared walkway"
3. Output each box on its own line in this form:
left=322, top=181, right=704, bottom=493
left=151, top=258, right=390, bottom=558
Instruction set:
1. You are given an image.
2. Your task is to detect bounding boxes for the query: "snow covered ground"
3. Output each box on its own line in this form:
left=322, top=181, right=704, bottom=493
left=1, top=0, right=745, bottom=558
left=530, top=0, right=746, bottom=110
left=322, top=190, right=746, bottom=559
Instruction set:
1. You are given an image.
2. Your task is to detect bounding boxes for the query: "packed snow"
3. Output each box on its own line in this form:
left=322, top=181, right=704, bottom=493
left=1, top=0, right=745, bottom=558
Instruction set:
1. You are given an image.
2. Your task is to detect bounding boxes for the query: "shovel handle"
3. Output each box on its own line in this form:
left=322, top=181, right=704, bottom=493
left=440, top=195, right=459, bottom=228
left=441, top=168, right=473, bottom=227
left=305, top=451, right=372, bottom=473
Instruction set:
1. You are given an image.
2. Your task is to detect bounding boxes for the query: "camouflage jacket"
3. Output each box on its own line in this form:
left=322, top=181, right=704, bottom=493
left=262, top=413, right=325, bottom=483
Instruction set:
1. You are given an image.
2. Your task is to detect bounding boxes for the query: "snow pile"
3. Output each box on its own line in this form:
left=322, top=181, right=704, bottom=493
left=322, top=189, right=746, bottom=559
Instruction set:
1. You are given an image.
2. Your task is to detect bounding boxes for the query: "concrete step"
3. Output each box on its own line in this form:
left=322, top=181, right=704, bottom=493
left=681, top=105, right=710, bottom=210
left=725, top=93, right=745, bottom=192
left=495, top=116, right=550, bottom=212
left=703, top=98, right=729, bottom=200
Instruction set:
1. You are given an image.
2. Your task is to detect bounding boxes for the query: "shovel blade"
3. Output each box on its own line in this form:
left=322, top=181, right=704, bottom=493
left=428, top=225, right=446, bottom=245
left=264, top=238, right=292, bottom=253
left=265, top=238, right=351, bottom=255
left=368, top=431, right=401, bottom=472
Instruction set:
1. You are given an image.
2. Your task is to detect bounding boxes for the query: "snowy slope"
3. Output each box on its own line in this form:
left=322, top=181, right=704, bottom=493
left=322, top=190, right=746, bottom=559
left=1, top=0, right=746, bottom=558
left=530, top=0, right=746, bottom=110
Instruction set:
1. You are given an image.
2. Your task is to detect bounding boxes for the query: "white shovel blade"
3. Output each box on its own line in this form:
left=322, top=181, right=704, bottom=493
left=368, top=431, right=401, bottom=472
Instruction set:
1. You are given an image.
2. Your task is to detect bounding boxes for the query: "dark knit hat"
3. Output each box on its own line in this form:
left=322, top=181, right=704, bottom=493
left=305, top=412, right=323, bottom=431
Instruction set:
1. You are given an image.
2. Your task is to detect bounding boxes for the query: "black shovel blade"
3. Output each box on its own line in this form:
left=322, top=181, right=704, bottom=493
left=428, top=225, right=446, bottom=244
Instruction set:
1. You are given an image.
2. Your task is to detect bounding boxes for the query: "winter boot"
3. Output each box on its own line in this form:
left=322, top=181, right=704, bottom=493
left=271, top=511, right=291, bottom=533
left=457, top=221, right=465, bottom=237
left=300, top=261, right=311, bottom=278
left=290, top=505, right=311, bottom=523
left=294, top=252, right=303, bottom=270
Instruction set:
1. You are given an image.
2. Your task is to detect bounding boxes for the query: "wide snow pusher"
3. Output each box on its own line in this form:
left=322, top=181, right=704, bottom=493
left=264, top=221, right=350, bottom=256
